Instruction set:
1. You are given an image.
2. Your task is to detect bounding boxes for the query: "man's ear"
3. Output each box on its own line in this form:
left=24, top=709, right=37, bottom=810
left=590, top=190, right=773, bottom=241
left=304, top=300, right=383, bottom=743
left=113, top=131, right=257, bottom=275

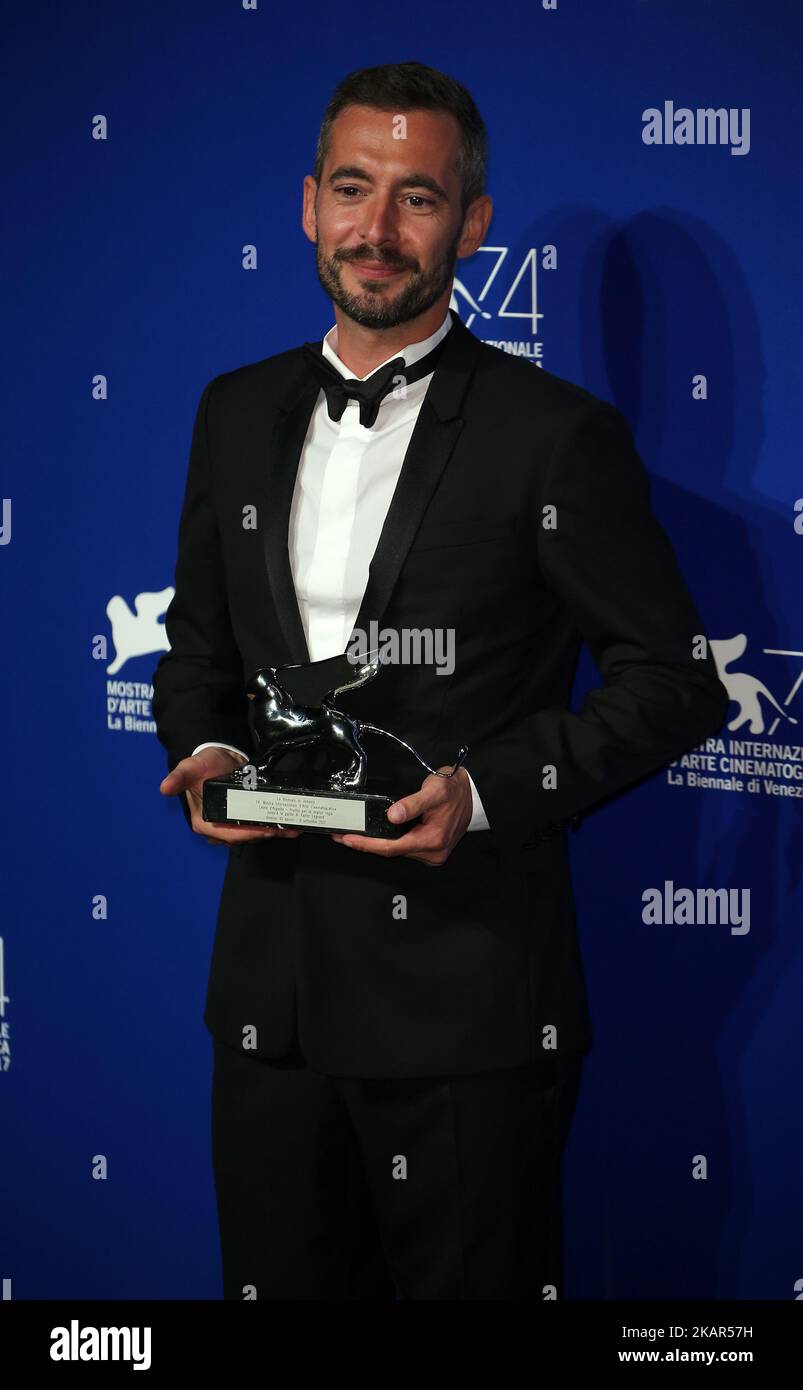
left=457, top=194, right=493, bottom=259
left=302, top=175, right=319, bottom=245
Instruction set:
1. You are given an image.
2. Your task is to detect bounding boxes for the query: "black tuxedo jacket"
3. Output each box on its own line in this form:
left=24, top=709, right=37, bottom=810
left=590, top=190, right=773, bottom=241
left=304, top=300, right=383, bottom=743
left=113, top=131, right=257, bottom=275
left=152, top=308, right=729, bottom=1078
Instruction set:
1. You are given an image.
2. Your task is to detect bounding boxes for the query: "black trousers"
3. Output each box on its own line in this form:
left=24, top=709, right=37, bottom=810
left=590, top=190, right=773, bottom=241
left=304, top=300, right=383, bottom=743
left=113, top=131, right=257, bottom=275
left=211, top=1031, right=583, bottom=1300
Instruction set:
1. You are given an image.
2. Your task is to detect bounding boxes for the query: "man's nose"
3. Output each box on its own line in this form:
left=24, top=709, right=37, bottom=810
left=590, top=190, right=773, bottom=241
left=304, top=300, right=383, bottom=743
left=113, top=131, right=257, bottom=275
left=357, top=195, right=401, bottom=249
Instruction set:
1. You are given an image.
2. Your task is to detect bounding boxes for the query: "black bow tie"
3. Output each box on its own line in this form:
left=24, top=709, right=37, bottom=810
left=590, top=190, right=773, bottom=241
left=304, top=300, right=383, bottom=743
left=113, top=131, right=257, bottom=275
left=301, top=333, right=448, bottom=429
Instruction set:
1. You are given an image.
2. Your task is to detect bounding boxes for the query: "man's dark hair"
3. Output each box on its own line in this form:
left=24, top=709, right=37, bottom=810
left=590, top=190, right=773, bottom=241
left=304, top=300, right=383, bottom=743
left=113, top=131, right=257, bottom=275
left=313, top=60, right=488, bottom=219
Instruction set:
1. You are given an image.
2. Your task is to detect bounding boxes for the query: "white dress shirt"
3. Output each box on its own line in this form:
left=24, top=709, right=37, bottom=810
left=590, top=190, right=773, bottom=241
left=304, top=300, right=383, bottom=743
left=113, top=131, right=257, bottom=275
left=193, top=308, right=490, bottom=832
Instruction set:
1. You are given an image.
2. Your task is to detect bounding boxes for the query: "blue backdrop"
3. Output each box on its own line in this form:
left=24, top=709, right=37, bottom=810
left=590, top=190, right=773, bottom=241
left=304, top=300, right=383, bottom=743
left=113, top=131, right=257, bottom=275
left=2, top=0, right=801, bottom=1300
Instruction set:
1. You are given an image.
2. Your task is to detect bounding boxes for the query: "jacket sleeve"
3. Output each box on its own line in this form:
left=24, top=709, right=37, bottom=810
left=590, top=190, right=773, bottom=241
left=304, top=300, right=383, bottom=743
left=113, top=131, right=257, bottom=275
left=464, top=399, right=730, bottom=851
left=152, top=377, right=253, bottom=827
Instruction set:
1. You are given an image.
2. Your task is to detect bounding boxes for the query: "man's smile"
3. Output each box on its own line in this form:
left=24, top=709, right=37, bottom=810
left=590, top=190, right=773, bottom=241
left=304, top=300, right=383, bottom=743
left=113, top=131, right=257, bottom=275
left=346, top=259, right=407, bottom=280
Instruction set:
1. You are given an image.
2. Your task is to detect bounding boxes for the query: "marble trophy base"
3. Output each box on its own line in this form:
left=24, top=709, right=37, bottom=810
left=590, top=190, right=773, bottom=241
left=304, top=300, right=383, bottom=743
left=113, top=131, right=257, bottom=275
left=202, top=768, right=407, bottom=838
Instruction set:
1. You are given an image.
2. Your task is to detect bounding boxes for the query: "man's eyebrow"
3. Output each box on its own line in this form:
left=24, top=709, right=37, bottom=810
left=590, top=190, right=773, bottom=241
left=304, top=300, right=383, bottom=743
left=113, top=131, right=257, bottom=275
left=326, top=165, right=449, bottom=201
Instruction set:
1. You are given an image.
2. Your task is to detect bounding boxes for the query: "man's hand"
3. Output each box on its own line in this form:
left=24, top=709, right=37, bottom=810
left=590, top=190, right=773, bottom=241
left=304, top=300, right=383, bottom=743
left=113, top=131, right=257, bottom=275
left=330, top=765, right=473, bottom=866
left=159, top=747, right=302, bottom=846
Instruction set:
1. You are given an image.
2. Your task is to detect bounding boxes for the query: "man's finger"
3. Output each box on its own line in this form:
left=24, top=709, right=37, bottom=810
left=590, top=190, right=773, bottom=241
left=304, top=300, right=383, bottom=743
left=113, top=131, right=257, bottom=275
left=331, top=833, right=447, bottom=866
left=194, top=820, right=303, bottom=844
left=159, top=767, right=187, bottom=795
left=386, top=778, right=445, bottom=826
left=159, top=756, right=203, bottom=796
left=331, top=824, right=442, bottom=856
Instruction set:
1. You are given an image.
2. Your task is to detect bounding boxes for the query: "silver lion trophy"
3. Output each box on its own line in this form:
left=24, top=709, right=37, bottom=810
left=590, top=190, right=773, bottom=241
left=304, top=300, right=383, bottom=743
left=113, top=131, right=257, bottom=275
left=202, top=651, right=469, bottom=839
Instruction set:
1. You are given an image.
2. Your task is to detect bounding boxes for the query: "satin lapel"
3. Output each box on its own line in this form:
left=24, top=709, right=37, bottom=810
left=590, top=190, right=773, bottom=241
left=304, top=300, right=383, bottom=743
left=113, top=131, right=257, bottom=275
left=349, top=309, right=483, bottom=645
left=261, top=308, right=483, bottom=665
left=260, top=374, right=320, bottom=665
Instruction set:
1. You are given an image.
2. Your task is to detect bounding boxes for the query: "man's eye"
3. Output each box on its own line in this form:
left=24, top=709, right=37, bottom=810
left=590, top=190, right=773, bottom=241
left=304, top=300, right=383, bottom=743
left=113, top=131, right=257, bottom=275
left=333, top=187, right=435, bottom=209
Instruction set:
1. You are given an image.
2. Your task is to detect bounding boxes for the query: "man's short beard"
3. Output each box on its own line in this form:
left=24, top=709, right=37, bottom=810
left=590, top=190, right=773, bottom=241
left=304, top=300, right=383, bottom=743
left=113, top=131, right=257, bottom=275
left=314, top=227, right=462, bottom=330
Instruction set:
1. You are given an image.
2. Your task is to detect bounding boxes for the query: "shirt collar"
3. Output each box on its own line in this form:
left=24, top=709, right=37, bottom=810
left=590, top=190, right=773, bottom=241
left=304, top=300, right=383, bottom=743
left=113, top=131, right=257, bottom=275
left=320, top=308, right=452, bottom=381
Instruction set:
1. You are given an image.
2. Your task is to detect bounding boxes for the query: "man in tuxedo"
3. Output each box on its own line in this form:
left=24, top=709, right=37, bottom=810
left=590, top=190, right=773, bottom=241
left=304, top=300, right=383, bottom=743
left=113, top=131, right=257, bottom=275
left=153, top=61, right=729, bottom=1299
